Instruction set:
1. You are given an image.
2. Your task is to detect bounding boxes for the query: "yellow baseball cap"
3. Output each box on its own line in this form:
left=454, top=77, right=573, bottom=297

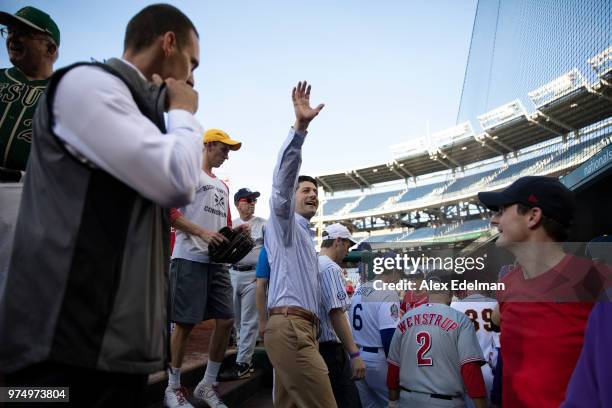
left=203, top=129, right=241, bottom=151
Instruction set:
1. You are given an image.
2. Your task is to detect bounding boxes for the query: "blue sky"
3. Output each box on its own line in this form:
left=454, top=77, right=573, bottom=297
left=2, top=0, right=477, bottom=218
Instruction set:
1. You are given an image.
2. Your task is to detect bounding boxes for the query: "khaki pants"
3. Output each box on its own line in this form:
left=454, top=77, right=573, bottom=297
left=264, top=314, right=337, bottom=408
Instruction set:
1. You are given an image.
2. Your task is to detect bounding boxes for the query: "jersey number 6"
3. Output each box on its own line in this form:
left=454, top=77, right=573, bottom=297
left=352, top=304, right=362, bottom=330
left=416, top=331, right=433, bottom=366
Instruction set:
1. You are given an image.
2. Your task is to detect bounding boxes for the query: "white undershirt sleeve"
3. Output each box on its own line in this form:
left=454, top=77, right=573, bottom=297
left=52, top=65, right=203, bottom=208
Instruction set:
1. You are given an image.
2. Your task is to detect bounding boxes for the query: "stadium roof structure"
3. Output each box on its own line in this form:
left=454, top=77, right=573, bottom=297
left=315, top=48, right=612, bottom=193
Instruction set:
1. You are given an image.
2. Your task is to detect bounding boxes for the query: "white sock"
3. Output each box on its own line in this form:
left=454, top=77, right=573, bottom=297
left=168, top=367, right=181, bottom=390
left=203, top=360, right=222, bottom=385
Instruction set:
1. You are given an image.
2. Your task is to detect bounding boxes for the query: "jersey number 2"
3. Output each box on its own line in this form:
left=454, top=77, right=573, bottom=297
left=352, top=304, right=363, bottom=331
left=416, top=332, right=432, bottom=366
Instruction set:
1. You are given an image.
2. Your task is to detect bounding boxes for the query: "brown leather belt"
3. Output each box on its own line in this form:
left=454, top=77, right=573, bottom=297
left=268, top=306, right=320, bottom=327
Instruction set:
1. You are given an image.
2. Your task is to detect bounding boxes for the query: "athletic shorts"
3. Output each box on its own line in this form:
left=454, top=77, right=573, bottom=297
left=169, top=258, right=234, bottom=324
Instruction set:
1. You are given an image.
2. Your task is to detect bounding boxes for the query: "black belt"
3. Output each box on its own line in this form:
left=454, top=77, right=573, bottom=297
left=231, top=265, right=255, bottom=271
left=400, top=386, right=455, bottom=401
left=362, top=346, right=381, bottom=353
left=319, top=341, right=342, bottom=348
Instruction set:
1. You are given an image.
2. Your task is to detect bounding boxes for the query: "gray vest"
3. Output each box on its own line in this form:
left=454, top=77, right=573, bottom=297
left=0, top=59, right=170, bottom=374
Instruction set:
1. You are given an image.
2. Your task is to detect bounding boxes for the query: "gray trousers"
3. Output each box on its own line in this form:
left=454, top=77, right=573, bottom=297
left=230, top=269, right=259, bottom=364
left=0, top=183, right=23, bottom=299
left=356, top=349, right=389, bottom=408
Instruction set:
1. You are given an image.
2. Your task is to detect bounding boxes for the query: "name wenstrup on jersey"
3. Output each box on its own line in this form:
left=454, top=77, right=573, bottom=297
left=397, top=312, right=460, bottom=334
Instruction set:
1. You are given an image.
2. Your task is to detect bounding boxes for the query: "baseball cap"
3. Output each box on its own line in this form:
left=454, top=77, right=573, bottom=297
left=477, top=176, right=575, bottom=227
left=234, top=188, right=260, bottom=204
left=203, top=129, right=241, bottom=151
left=322, top=223, right=357, bottom=246
left=0, top=6, right=60, bottom=46
left=356, top=241, right=372, bottom=252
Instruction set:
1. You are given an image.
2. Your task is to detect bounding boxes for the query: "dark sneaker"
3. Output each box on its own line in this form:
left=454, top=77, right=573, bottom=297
left=249, top=362, right=255, bottom=373
left=218, top=362, right=251, bottom=381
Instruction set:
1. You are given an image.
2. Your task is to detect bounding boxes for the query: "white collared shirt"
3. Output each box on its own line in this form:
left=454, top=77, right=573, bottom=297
left=52, top=60, right=203, bottom=207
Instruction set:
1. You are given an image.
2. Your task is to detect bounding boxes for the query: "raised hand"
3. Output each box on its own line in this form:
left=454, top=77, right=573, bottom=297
left=292, top=81, right=325, bottom=132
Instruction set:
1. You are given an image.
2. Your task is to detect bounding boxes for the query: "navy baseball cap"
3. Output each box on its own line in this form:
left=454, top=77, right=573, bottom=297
left=478, top=176, right=575, bottom=227
left=234, top=188, right=260, bottom=204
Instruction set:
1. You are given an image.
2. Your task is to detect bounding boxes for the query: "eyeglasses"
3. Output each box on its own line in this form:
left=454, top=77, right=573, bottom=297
left=1, top=27, right=53, bottom=43
left=239, top=198, right=257, bottom=204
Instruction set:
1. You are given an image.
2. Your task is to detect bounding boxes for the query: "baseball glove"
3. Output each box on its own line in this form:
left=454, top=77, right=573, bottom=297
left=208, top=227, right=255, bottom=264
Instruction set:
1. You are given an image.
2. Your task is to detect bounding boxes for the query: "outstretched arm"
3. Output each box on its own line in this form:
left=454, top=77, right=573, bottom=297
left=269, top=82, right=325, bottom=239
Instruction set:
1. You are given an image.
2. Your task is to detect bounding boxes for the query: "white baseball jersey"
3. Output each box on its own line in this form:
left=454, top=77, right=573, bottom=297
left=350, top=281, right=401, bottom=408
left=450, top=294, right=499, bottom=367
left=388, top=303, right=484, bottom=397
left=232, top=216, right=266, bottom=267
left=349, top=281, right=401, bottom=349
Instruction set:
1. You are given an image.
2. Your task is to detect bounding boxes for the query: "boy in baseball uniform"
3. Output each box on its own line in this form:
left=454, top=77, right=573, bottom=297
left=387, top=270, right=487, bottom=408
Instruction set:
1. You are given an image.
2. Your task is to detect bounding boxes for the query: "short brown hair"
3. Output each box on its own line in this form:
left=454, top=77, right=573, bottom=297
left=516, top=203, right=569, bottom=241
left=124, top=4, right=198, bottom=52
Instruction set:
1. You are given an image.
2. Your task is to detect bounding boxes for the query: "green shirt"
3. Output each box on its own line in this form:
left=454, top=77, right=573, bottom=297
left=0, top=67, right=49, bottom=171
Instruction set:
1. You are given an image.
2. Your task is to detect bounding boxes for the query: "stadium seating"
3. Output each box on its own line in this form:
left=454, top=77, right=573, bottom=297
left=489, top=154, right=551, bottom=185
left=443, top=168, right=498, bottom=194
left=452, top=218, right=491, bottom=234
left=349, top=189, right=403, bottom=213
left=547, top=135, right=610, bottom=168
left=364, top=232, right=406, bottom=243
left=402, top=226, right=437, bottom=241
left=397, top=181, right=446, bottom=203
left=317, top=132, right=610, bottom=226
left=321, top=195, right=359, bottom=216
